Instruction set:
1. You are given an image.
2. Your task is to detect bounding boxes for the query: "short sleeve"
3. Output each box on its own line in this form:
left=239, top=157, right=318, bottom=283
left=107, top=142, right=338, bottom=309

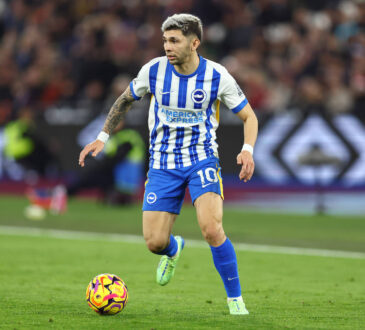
left=129, top=63, right=151, bottom=100
left=218, top=70, right=248, bottom=113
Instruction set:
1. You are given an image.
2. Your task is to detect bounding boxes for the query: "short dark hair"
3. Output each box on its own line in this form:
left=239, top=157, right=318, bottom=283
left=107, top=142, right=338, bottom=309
left=161, top=14, right=203, bottom=41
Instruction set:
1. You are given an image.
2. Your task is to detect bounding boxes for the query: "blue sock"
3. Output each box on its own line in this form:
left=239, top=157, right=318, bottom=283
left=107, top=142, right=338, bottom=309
left=155, top=235, right=178, bottom=257
left=210, top=238, right=241, bottom=298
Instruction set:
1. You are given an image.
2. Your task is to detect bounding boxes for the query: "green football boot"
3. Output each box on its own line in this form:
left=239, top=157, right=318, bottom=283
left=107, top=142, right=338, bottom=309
left=227, top=297, right=249, bottom=315
left=156, top=236, right=185, bottom=286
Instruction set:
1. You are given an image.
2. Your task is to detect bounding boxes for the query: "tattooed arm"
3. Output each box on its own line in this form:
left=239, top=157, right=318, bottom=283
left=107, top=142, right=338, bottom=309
left=79, top=86, right=135, bottom=167
left=102, top=86, right=135, bottom=134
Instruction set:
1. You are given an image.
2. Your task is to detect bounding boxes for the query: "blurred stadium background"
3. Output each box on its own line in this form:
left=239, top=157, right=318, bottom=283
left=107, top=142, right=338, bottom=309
left=1, top=1, right=365, bottom=328
left=0, top=0, right=364, bottom=214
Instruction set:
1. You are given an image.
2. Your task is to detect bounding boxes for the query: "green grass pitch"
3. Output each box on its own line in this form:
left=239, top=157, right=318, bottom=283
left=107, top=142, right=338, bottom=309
left=0, top=196, right=364, bottom=329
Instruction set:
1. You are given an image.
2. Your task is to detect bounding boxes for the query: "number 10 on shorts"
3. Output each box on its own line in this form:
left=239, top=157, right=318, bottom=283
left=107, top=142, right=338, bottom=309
left=197, top=168, right=219, bottom=188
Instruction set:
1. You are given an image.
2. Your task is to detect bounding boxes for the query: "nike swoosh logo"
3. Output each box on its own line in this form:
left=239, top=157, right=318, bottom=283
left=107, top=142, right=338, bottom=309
left=159, top=89, right=175, bottom=95
left=228, top=277, right=239, bottom=281
left=202, top=182, right=215, bottom=188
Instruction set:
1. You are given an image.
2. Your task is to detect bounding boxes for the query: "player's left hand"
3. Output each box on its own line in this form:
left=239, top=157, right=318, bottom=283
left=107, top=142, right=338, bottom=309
left=237, top=151, right=255, bottom=182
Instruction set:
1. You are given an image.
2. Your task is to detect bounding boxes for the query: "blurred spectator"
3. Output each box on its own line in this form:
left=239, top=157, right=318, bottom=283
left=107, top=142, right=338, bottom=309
left=26, top=124, right=146, bottom=211
left=3, top=108, right=60, bottom=183
left=292, top=76, right=325, bottom=114
left=322, top=60, right=354, bottom=115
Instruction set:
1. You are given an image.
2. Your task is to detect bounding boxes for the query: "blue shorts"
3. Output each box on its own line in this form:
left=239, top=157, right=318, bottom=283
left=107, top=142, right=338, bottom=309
left=143, top=157, right=224, bottom=214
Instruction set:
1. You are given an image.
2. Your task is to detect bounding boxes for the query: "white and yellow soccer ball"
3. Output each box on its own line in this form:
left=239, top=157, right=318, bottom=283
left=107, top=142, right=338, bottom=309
left=86, top=273, right=128, bottom=315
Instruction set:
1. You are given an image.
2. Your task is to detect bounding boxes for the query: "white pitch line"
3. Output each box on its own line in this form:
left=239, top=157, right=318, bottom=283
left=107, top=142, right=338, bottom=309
left=0, top=225, right=365, bottom=260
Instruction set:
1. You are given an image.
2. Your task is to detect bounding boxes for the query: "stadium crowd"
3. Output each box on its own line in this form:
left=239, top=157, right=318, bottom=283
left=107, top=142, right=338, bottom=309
left=0, top=0, right=365, bottom=125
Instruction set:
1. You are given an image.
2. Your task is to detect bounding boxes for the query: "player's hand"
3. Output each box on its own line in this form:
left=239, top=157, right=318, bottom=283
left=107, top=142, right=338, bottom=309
left=78, top=140, right=105, bottom=167
left=236, top=150, right=255, bottom=182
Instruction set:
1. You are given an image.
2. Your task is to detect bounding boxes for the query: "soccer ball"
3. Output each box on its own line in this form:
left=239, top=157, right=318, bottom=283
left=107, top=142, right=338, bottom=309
left=86, top=273, right=128, bottom=315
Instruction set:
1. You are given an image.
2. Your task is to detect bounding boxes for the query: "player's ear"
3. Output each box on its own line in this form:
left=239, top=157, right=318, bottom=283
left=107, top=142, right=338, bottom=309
left=191, top=37, right=200, bottom=51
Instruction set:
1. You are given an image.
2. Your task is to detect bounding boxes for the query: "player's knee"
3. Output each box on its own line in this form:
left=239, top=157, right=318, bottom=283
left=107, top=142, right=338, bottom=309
left=201, top=224, right=225, bottom=246
left=144, top=236, right=168, bottom=253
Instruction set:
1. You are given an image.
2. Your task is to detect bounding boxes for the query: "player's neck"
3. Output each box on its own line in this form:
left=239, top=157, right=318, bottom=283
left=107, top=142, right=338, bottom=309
left=174, top=52, right=200, bottom=75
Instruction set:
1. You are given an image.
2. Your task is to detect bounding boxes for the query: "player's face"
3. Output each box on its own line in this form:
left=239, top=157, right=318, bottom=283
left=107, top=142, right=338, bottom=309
left=163, top=30, right=195, bottom=65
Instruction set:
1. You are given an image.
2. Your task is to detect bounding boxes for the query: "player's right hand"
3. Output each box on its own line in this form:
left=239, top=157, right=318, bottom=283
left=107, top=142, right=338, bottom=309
left=78, top=140, right=105, bottom=167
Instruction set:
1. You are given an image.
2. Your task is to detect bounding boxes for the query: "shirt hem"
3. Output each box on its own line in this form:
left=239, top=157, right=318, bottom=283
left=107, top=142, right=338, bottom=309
left=231, top=99, right=248, bottom=113
left=129, top=81, right=142, bottom=100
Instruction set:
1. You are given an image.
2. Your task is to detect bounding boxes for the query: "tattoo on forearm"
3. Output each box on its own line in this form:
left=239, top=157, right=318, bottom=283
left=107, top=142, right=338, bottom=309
left=103, top=88, right=134, bottom=134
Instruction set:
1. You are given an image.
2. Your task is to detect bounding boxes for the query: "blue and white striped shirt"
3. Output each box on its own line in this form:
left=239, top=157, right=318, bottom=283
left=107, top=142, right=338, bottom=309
left=129, top=55, right=248, bottom=169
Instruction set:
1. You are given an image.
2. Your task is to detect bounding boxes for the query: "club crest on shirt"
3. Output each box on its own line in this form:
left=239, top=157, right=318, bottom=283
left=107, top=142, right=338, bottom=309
left=146, top=192, right=157, bottom=204
left=191, top=88, right=207, bottom=104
